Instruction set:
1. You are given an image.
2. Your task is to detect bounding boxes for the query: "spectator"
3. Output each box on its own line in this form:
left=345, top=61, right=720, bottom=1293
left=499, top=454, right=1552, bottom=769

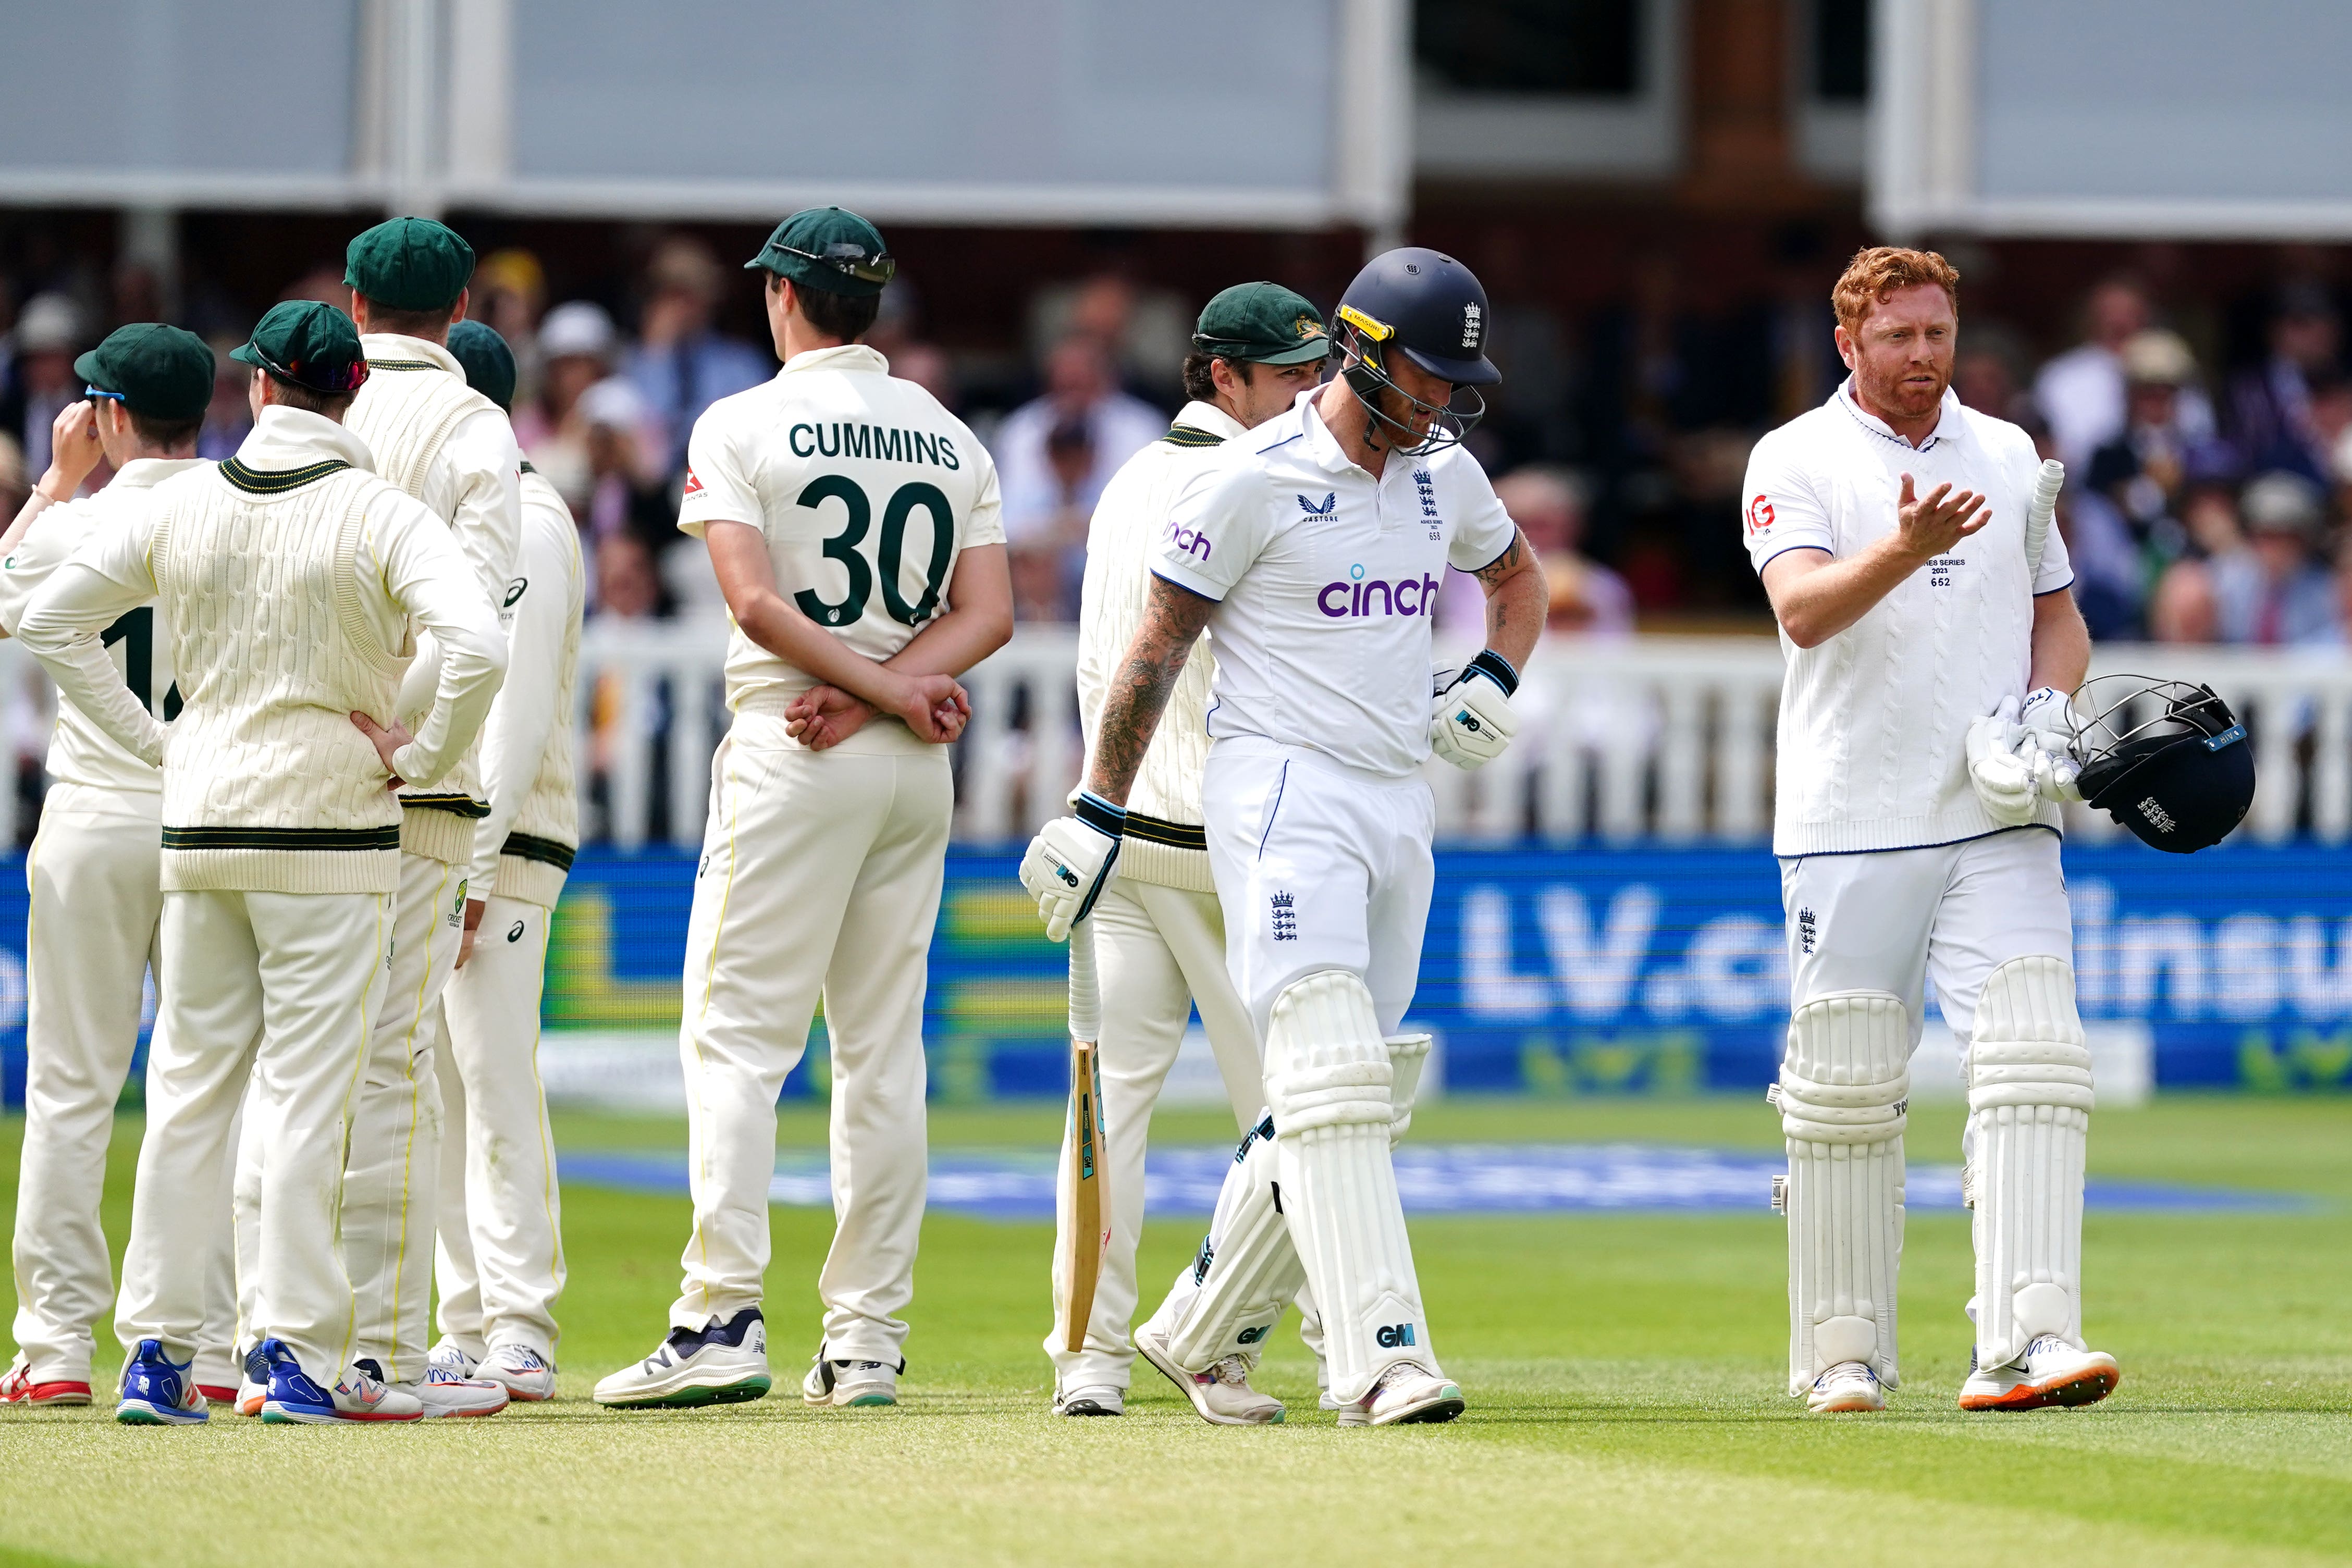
left=992, top=335, right=1163, bottom=544
left=1028, top=272, right=1191, bottom=397
left=1953, top=320, right=2037, bottom=425
left=2075, top=330, right=2235, bottom=611
left=626, top=235, right=770, bottom=479
left=867, top=277, right=959, bottom=411
left=2036, top=276, right=2217, bottom=471
left=594, top=530, right=669, bottom=621
left=1495, top=466, right=1633, bottom=638
left=518, top=300, right=652, bottom=512
left=2227, top=283, right=2342, bottom=484
left=197, top=330, right=253, bottom=460
left=577, top=377, right=673, bottom=558
left=474, top=247, right=548, bottom=406
left=2147, top=558, right=2221, bottom=644
left=1007, top=418, right=1094, bottom=624
left=2212, top=471, right=2339, bottom=646
left=0, top=294, right=84, bottom=478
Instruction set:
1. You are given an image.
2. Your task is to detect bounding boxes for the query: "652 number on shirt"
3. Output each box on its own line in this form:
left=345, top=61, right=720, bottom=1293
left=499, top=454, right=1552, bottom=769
left=793, top=474, right=956, bottom=629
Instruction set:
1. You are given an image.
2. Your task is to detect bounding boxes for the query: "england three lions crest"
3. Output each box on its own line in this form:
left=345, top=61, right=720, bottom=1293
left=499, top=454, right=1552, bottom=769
left=1460, top=302, right=1483, bottom=349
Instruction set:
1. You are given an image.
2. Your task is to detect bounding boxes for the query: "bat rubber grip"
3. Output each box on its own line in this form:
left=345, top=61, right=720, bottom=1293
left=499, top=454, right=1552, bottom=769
left=1067, top=915, right=1101, bottom=1044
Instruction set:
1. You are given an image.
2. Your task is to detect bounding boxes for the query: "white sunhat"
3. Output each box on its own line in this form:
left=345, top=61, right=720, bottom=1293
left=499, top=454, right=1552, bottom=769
left=14, top=293, right=84, bottom=354
left=540, top=300, right=618, bottom=362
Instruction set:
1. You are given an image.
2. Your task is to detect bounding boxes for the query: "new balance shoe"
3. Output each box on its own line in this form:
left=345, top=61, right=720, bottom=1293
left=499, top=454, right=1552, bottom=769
left=253, top=1340, right=422, bottom=1424
left=1960, top=1337, right=2120, bottom=1412
left=1361, top=1361, right=1464, bottom=1427
left=426, top=1339, right=480, bottom=1379
left=1807, top=1361, right=1886, bottom=1413
left=479, top=1344, right=558, bottom=1402
left=1055, top=1384, right=1124, bottom=1417
left=595, top=1309, right=770, bottom=1409
left=365, top=1357, right=508, bottom=1418
left=1135, top=1328, right=1283, bottom=1426
left=234, top=1377, right=265, bottom=1417
left=114, top=1340, right=207, bottom=1425
left=803, top=1348, right=900, bottom=1408
left=1, top=1355, right=92, bottom=1407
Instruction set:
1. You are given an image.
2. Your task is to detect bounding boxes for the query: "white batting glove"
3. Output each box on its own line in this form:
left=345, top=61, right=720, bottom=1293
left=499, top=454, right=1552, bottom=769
left=1965, top=696, right=2040, bottom=826
left=1430, top=651, right=1521, bottom=770
left=1017, top=791, right=1124, bottom=943
left=2017, top=685, right=2084, bottom=803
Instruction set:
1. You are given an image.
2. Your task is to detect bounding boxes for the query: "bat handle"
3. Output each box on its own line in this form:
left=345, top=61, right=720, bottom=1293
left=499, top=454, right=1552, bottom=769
left=2025, top=456, right=2064, bottom=581
left=1067, top=915, right=1100, bottom=1045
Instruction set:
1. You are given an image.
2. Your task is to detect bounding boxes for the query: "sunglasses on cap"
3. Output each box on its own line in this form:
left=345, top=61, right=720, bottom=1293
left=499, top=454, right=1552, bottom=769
left=243, top=343, right=371, bottom=394
left=773, top=242, right=896, bottom=288
left=84, top=386, right=128, bottom=404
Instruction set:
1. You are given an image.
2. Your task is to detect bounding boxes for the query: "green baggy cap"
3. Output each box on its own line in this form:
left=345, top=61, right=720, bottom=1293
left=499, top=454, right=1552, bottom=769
left=230, top=300, right=371, bottom=393
left=446, top=319, right=517, bottom=411
left=1193, top=282, right=1329, bottom=366
left=745, top=206, right=894, bottom=298
left=75, top=324, right=215, bottom=421
left=345, top=216, right=476, bottom=313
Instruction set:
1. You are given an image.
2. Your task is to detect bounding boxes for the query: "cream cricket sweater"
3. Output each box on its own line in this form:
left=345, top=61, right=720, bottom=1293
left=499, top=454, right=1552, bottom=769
left=16, top=406, right=507, bottom=894
left=1074, top=401, right=1235, bottom=893
left=467, top=465, right=583, bottom=909
left=347, top=332, right=523, bottom=862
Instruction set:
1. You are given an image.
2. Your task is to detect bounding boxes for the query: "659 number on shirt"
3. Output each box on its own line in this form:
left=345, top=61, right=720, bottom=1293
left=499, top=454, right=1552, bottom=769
left=793, top=474, right=957, bottom=629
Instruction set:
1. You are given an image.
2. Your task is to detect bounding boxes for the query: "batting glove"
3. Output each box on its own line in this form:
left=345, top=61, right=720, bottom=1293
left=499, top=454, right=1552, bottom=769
left=2017, top=685, right=2084, bottom=803
left=1430, top=650, right=1521, bottom=771
left=1018, top=791, right=1124, bottom=943
left=1965, top=696, right=2040, bottom=826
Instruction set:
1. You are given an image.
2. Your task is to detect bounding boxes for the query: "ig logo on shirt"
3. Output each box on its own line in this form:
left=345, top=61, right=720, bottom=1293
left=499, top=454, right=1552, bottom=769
left=1745, top=494, right=1776, bottom=537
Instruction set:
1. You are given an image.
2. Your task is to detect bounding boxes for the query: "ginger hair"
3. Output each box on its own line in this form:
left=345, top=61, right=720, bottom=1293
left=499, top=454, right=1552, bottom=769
left=1832, top=246, right=1961, bottom=334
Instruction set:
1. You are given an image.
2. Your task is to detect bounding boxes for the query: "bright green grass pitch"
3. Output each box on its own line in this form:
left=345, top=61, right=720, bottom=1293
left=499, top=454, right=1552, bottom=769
left=2, top=1096, right=2349, bottom=1567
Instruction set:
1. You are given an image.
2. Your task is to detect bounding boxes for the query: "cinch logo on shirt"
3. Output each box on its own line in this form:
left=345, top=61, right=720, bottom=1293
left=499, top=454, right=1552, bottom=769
left=1317, top=564, right=1442, bottom=619
left=1164, top=521, right=1212, bottom=561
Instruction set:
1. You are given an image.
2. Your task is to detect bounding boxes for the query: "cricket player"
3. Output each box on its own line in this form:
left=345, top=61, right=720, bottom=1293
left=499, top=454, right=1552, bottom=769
left=594, top=206, right=1011, bottom=1412
left=427, top=319, right=583, bottom=1401
left=18, top=300, right=504, bottom=1424
left=0, top=326, right=240, bottom=1409
left=1742, top=246, right=2115, bottom=1413
left=1046, top=284, right=1329, bottom=1423
left=325, top=215, right=522, bottom=1415
left=1021, top=248, right=1545, bottom=1427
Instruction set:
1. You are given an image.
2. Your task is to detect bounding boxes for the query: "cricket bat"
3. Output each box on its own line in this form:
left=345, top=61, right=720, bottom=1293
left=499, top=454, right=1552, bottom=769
left=2025, top=457, right=2065, bottom=585
left=1057, top=915, right=1109, bottom=1353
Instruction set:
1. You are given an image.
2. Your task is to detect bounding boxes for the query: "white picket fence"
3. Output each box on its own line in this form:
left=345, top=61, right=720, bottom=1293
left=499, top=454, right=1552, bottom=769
left=0, top=625, right=2340, bottom=848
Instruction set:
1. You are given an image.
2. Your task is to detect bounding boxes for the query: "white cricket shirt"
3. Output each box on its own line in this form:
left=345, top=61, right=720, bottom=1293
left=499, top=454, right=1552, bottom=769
left=679, top=344, right=1005, bottom=750
left=1154, top=389, right=1517, bottom=780
left=0, top=458, right=204, bottom=794
left=1743, top=380, right=2074, bottom=856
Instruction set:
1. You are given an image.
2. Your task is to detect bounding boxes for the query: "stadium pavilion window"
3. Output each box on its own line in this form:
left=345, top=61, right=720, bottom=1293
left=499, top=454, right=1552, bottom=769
left=1811, top=0, right=1869, bottom=104
left=1794, top=0, right=1869, bottom=181
left=1413, top=0, right=1643, bottom=97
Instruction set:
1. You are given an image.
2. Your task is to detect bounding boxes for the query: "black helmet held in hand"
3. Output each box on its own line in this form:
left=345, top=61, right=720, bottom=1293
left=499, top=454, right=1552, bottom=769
left=2072, top=676, right=2255, bottom=853
left=1333, top=247, right=1500, bottom=456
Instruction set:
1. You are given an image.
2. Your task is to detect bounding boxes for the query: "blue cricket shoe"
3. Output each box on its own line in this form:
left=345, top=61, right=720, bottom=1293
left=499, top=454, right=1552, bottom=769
left=116, top=1339, right=208, bottom=1425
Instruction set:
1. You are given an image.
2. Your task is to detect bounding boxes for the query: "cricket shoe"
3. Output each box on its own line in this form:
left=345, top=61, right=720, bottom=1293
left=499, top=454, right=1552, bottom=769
left=479, top=1344, right=558, bottom=1402
left=1055, top=1384, right=1124, bottom=1417
left=1960, top=1337, right=2120, bottom=1412
left=114, top=1340, right=207, bottom=1425
left=252, top=1339, right=422, bottom=1424
left=1, top=1354, right=91, bottom=1406
left=1358, top=1361, right=1464, bottom=1427
left=426, top=1339, right=480, bottom=1379
left=362, top=1357, right=509, bottom=1418
left=195, top=1382, right=239, bottom=1406
left=803, top=1349, right=901, bottom=1408
left=1135, top=1329, right=1282, bottom=1425
left=1808, top=1361, right=1886, bottom=1413
left=234, top=1377, right=265, bottom=1417
left=1322, top=1390, right=1371, bottom=1428
left=595, top=1308, right=771, bottom=1410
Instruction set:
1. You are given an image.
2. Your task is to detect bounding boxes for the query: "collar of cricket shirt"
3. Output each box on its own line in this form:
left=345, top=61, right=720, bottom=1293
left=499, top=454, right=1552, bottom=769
left=1836, top=375, right=1962, bottom=452
left=1173, top=399, right=1248, bottom=443
left=1297, top=386, right=1374, bottom=478
left=106, top=456, right=208, bottom=493
left=236, top=404, right=378, bottom=477
left=777, top=343, right=889, bottom=378
left=359, top=331, right=465, bottom=376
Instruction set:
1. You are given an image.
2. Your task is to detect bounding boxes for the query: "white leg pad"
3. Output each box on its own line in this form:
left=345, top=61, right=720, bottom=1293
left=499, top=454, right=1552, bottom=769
left=1385, top=1033, right=1433, bottom=1147
left=1968, top=954, right=2094, bottom=1368
left=1265, top=970, right=1429, bottom=1405
left=1780, top=990, right=1909, bottom=1395
left=1164, top=1117, right=1303, bottom=1370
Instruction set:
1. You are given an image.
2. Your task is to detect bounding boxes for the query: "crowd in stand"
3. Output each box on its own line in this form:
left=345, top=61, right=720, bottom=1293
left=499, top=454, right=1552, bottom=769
left=4, top=232, right=2352, bottom=655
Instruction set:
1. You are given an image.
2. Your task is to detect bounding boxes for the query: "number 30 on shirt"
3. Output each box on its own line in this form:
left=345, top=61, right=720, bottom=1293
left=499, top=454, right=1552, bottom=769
left=793, top=474, right=957, bottom=629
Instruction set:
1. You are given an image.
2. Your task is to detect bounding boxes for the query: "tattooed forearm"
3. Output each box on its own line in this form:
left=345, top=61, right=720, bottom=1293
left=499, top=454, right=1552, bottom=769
left=1087, top=577, right=1215, bottom=804
left=1474, top=525, right=1545, bottom=670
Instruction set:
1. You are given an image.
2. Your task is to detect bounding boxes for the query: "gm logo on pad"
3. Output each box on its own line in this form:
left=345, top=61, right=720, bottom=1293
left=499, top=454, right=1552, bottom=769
left=1375, top=1323, right=1418, bottom=1349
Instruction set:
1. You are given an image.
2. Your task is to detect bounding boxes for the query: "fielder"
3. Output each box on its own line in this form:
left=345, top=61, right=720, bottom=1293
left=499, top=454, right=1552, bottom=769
left=1742, top=245, right=2115, bottom=1414
left=594, top=206, right=1012, bottom=1411
left=0, top=327, right=238, bottom=1409
left=18, top=300, right=504, bottom=1424
left=1046, top=283, right=1329, bottom=1422
left=427, top=320, right=583, bottom=1401
left=1021, top=248, right=1545, bottom=1427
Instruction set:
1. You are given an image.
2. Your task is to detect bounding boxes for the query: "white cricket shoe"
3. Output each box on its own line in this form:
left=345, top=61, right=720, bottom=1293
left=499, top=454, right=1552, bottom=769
left=362, top=1357, right=508, bottom=1419
left=595, top=1308, right=771, bottom=1410
left=1807, top=1361, right=1886, bottom=1413
left=803, top=1351, right=900, bottom=1408
left=479, top=1344, right=559, bottom=1402
left=235, top=1377, right=265, bottom=1417
left=1135, top=1328, right=1283, bottom=1426
left=1960, top=1337, right=2120, bottom=1412
left=1054, top=1384, right=1125, bottom=1417
left=1359, top=1361, right=1464, bottom=1427
left=426, top=1339, right=479, bottom=1379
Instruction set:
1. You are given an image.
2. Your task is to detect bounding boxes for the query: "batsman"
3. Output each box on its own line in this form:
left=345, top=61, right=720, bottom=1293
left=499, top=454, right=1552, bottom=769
left=1743, top=245, right=2115, bottom=1414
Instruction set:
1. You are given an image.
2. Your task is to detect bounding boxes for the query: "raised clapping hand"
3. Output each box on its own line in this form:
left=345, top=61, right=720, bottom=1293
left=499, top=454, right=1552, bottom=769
left=1894, top=473, right=1990, bottom=560
left=349, top=710, right=416, bottom=789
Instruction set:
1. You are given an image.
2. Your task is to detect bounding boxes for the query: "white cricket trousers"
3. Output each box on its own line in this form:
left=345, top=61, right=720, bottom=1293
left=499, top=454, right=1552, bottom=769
left=671, top=718, right=951, bottom=1364
left=117, top=887, right=390, bottom=1378
left=9, top=786, right=233, bottom=1388
left=1044, top=876, right=1262, bottom=1396
left=435, top=893, right=565, bottom=1360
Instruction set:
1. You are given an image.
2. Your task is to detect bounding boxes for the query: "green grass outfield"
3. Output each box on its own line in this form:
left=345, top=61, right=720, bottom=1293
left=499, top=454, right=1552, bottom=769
left=2, top=1095, right=2349, bottom=1567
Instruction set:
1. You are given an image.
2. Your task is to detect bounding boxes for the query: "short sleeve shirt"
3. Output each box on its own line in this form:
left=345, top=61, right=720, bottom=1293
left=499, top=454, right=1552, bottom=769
left=679, top=344, right=1005, bottom=717
left=1153, top=390, right=1517, bottom=778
